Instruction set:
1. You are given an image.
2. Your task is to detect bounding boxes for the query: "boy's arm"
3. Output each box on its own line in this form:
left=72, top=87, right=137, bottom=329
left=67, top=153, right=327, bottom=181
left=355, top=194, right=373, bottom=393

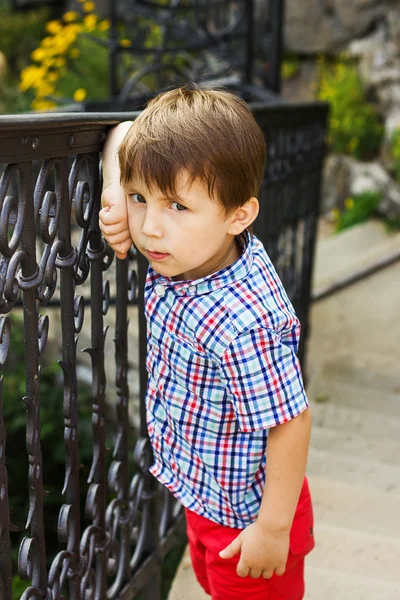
left=99, top=121, right=133, bottom=259
left=101, top=121, right=133, bottom=190
left=219, top=407, right=312, bottom=579
left=257, top=406, right=312, bottom=532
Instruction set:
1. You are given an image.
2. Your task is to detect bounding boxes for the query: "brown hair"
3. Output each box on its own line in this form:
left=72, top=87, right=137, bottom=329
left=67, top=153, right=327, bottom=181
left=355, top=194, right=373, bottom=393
left=118, top=84, right=266, bottom=216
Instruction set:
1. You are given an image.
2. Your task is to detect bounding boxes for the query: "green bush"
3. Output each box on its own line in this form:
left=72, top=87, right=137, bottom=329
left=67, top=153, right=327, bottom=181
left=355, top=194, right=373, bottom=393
left=332, top=190, right=382, bottom=232
left=11, top=575, right=30, bottom=599
left=317, top=55, right=384, bottom=161
left=18, top=4, right=112, bottom=110
left=282, top=55, right=300, bottom=80
left=0, top=73, right=32, bottom=114
left=0, top=0, right=51, bottom=113
left=383, top=216, right=400, bottom=232
left=389, top=127, right=400, bottom=182
left=18, top=0, right=188, bottom=110
left=0, top=2, right=50, bottom=71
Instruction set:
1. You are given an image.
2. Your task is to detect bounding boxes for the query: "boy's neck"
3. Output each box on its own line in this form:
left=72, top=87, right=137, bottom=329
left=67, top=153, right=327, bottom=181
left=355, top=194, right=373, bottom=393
left=172, top=235, right=243, bottom=282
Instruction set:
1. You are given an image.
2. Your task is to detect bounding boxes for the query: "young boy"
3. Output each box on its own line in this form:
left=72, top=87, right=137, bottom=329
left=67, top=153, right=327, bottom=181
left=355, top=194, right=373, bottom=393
left=99, top=85, right=314, bottom=600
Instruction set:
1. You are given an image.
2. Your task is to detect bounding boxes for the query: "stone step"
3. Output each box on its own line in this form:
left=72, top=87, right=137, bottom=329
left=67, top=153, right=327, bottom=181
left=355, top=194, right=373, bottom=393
left=308, top=475, right=400, bottom=538
left=308, top=524, right=400, bottom=584
left=312, top=218, right=400, bottom=297
left=306, top=566, right=400, bottom=600
left=309, top=380, right=400, bottom=417
left=310, top=425, right=400, bottom=466
left=168, top=525, right=400, bottom=600
left=310, top=400, right=400, bottom=441
left=168, top=546, right=209, bottom=600
left=308, top=261, right=400, bottom=382
left=307, top=357, right=400, bottom=395
left=307, top=446, right=400, bottom=493
left=307, top=362, right=400, bottom=417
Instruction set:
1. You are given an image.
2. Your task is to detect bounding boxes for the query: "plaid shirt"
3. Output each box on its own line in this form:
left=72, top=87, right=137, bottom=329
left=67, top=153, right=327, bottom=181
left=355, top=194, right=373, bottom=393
left=144, top=230, right=308, bottom=528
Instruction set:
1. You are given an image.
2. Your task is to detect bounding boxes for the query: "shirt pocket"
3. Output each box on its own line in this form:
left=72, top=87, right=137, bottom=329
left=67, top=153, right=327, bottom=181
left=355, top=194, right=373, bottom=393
left=289, top=477, right=315, bottom=557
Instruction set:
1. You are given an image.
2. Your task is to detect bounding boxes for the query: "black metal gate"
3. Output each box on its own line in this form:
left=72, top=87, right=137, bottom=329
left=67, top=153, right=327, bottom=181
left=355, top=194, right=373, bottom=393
left=0, top=1, right=328, bottom=598
left=0, top=101, right=327, bottom=599
left=82, top=0, right=284, bottom=111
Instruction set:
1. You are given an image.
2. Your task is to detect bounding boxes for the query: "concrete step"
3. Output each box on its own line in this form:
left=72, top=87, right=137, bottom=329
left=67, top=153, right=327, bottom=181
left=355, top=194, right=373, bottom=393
left=307, top=362, right=400, bottom=417
left=312, top=218, right=400, bottom=297
left=308, top=524, right=400, bottom=584
left=308, top=475, right=400, bottom=538
left=306, top=566, right=400, bottom=600
left=309, top=379, right=400, bottom=417
left=168, top=528, right=400, bottom=600
left=310, top=425, right=400, bottom=466
left=310, top=400, right=400, bottom=441
left=308, top=260, right=400, bottom=382
left=307, top=446, right=400, bottom=493
left=307, top=357, right=400, bottom=395
left=168, top=546, right=209, bottom=600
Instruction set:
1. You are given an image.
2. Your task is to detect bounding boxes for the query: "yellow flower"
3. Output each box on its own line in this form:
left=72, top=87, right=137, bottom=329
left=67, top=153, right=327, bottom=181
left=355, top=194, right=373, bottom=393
left=46, top=72, right=59, bottom=83
left=73, top=88, right=87, bottom=102
left=120, top=38, right=132, bottom=47
left=19, top=65, right=46, bottom=92
left=46, top=20, right=62, bottom=35
left=83, top=1, right=95, bottom=12
left=35, top=82, right=56, bottom=98
left=331, top=208, right=340, bottom=220
left=32, top=99, right=57, bottom=111
left=31, top=48, right=47, bottom=62
left=344, top=197, right=355, bottom=210
left=347, top=138, right=359, bottom=153
left=53, top=26, right=79, bottom=50
left=83, top=14, right=97, bottom=31
left=69, top=48, right=81, bottom=59
left=99, top=19, right=110, bottom=31
left=41, top=37, right=54, bottom=47
left=63, top=11, right=79, bottom=22
left=65, top=23, right=82, bottom=35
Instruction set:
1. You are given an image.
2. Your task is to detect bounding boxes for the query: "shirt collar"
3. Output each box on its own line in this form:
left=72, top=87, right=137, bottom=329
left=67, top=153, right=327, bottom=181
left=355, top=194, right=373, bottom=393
left=150, top=229, right=254, bottom=297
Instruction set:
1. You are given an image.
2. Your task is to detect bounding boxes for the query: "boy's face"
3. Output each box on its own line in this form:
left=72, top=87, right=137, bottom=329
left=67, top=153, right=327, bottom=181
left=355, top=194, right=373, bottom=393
left=124, top=170, right=244, bottom=281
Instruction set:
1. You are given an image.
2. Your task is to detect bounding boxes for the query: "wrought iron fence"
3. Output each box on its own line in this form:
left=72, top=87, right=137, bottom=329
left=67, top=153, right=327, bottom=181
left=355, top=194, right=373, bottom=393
left=83, top=0, right=284, bottom=111
left=0, top=100, right=328, bottom=599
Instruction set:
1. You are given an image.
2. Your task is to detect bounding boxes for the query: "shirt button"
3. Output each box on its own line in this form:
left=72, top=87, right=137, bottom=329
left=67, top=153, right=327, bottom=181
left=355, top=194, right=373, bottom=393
left=154, top=284, right=166, bottom=297
left=188, top=285, right=197, bottom=294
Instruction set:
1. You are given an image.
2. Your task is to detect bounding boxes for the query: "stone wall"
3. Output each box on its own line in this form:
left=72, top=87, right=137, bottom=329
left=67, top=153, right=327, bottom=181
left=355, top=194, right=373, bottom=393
left=275, top=0, right=400, bottom=217
left=284, top=0, right=388, bottom=54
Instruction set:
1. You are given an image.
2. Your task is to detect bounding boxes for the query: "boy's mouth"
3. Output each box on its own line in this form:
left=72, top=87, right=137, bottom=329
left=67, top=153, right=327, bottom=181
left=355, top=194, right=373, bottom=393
left=147, top=250, right=170, bottom=260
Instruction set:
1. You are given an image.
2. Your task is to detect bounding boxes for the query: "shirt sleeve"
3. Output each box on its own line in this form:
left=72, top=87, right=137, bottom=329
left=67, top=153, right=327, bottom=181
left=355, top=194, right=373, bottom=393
left=218, top=325, right=308, bottom=432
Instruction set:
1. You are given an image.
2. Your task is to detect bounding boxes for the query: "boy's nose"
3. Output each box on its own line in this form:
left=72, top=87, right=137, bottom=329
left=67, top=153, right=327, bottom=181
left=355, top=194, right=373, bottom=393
left=141, top=209, right=163, bottom=238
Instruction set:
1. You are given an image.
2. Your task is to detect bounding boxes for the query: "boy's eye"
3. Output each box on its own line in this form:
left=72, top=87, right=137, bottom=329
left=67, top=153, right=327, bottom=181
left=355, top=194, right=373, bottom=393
left=129, top=193, right=186, bottom=211
left=131, top=193, right=146, bottom=203
left=171, top=201, right=187, bottom=212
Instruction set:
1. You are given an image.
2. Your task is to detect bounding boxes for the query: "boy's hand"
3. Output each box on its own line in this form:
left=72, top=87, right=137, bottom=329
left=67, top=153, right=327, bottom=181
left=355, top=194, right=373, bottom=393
left=99, top=182, right=132, bottom=260
left=219, top=520, right=290, bottom=579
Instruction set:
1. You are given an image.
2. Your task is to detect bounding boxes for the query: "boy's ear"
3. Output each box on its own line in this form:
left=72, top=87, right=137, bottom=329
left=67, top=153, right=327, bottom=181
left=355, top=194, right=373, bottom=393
left=227, top=197, right=259, bottom=235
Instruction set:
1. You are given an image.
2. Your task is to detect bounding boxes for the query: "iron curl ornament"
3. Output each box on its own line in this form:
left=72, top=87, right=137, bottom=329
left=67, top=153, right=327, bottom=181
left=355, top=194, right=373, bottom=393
left=0, top=165, right=28, bottom=313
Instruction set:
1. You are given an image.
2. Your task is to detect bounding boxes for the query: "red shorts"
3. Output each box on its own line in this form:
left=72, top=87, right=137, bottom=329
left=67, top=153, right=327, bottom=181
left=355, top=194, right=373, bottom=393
left=184, top=477, right=315, bottom=600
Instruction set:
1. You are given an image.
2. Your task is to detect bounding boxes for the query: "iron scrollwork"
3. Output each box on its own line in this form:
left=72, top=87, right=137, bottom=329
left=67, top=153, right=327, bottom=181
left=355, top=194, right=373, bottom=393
left=0, top=92, right=327, bottom=598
